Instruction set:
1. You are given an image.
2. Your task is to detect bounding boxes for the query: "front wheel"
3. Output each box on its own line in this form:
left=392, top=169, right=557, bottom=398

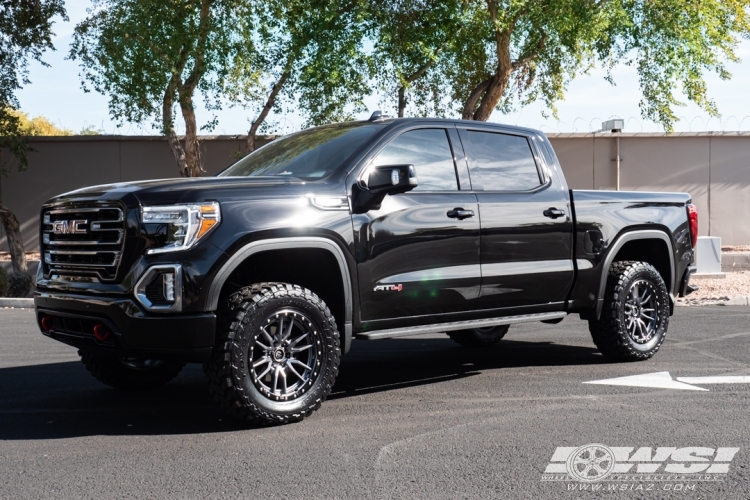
left=446, top=325, right=509, bottom=348
left=79, top=350, right=185, bottom=390
left=588, top=261, right=670, bottom=361
left=205, top=283, right=340, bottom=425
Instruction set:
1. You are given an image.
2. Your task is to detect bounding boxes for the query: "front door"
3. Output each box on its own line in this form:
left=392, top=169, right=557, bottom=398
left=352, top=127, right=481, bottom=323
left=457, top=127, right=574, bottom=311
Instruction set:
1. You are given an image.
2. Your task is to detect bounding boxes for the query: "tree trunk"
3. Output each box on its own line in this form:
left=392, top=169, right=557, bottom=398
left=162, top=80, right=191, bottom=177
left=461, top=5, right=516, bottom=122
left=472, top=72, right=511, bottom=121
left=179, top=95, right=202, bottom=177
left=461, top=79, right=491, bottom=119
left=246, top=71, right=290, bottom=153
left=397, top=86, right=406, bottom=117
left=0, top=203, right=27, bottom=273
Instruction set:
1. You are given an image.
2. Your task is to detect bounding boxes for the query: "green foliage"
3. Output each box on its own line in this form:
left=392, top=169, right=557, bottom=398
left=69, top=0, right=251, bottom=132
left=368, top=0, right=466, bottom=117
left=7, top=271, right=32, bottom=298
left=0, top=0, right=67, bottom=174
left=371, top=0, right=750, bottom=129
left=226, top=0, right=372, bottom=135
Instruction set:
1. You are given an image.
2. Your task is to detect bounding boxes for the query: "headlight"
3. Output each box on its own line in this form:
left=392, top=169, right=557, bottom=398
left=142, top=202, right=220, bottom=254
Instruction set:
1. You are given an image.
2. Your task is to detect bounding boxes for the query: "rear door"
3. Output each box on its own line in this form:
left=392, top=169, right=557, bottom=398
left=457, top=127, right=574, bottom=311
left=352, top=126, right=481, bottom=323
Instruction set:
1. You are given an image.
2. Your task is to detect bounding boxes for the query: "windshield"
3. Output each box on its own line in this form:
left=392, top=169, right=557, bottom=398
left=219, top=121, right=381, bottom=180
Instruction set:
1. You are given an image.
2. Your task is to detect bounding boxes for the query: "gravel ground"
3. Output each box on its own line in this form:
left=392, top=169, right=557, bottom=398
left=677, top=270, right=750, bottom=305
left=723, top=245, right=750, bottom=253
left=0, top=252, right=40, bottom=261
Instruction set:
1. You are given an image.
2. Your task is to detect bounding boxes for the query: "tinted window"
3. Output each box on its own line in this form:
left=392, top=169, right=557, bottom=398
left=372, top=129, right=458, bottom=191
left=466, top=131, right=542, bottom=191
left=219, top=122, right=380, bottom=180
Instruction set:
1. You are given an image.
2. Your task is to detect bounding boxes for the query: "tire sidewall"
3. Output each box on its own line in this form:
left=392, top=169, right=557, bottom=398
left=471, top=325, right=509, bottom=342
left=232, top=293, right=337, bottom=417
left=615, top=265, right=670, bottom=354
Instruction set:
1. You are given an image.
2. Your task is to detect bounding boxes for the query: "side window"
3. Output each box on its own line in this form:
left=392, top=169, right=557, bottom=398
left=466, top=131, right=542, bottom=191
left=372, top=129, right=458, bottom=191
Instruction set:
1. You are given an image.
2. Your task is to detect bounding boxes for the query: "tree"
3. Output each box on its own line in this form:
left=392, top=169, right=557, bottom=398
left=5, top=108, right=77, bottom=135
left=0, top=0, right=67, bottom=277
left=369, top=0, right=465, bottom=118
left=70, top=0, right=252, bottom=177
left=378, top=0, right=750, bottom=129
left=226, top=0, right=372, bottom=152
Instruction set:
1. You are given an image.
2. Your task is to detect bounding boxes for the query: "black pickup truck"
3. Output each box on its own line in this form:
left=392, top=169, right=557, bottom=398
left=35, top=115, right=698, bottom=424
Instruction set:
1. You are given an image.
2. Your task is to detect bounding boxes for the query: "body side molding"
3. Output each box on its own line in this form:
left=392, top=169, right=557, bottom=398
left=357, top=311, right=568, bottom=340
left=206, top=237, right=353, bottom=353
left=595, top=229, right=675, bottom=318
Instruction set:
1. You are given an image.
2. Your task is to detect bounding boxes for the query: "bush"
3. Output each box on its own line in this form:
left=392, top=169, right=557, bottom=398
left=7, top=271, right=32, bottom=298
left=0, top=267, right=8, bottom=297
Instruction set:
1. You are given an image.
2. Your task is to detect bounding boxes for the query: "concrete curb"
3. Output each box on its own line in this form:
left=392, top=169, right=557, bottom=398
left=0, top=298, right=34, bottom=308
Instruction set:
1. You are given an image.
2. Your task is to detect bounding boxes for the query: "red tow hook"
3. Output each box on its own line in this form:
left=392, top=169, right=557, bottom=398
left=40, top=315, right=54, bottom=332
left=93, top=322, right=112, bottom=342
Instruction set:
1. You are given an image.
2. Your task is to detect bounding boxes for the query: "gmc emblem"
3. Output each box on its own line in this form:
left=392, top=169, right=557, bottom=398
left=52, top=219, right=88, bottom=235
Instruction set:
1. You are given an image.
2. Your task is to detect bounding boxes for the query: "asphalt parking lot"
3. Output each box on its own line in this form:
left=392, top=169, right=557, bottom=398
left=2, top=306, right=750, bottom=499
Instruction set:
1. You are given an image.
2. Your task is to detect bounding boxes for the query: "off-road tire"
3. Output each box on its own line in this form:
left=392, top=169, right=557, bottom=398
left=78, top=350, right=185, bottom=390
left=588, top=261, right=670, bottom=361
left=446, top=325, right=510, bottom=348
left=205, top=282, right=340, bottom=425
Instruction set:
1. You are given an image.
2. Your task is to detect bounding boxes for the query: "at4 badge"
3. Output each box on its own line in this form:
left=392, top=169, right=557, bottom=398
left=374, top=284, right=403, bottom=292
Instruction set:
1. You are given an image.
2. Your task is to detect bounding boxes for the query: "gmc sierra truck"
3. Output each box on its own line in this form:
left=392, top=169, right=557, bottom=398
left=35, top=114, right=698, bottom=425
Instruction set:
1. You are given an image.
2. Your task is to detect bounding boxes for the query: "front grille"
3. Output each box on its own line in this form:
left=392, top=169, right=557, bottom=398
left=42, top=204, right=125, bottom=281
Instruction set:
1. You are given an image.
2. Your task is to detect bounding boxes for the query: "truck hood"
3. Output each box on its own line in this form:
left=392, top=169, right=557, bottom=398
left=46, top=176, right=341, bottom=207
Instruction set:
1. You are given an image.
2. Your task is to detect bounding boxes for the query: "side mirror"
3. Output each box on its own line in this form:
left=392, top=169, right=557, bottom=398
left=366, top=164, right=418, bottom=195
left=352, top=164, right=418, bottom=214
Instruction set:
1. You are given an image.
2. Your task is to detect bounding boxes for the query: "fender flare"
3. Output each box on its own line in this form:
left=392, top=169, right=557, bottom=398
left=595, top=229, right=675, bottom=318
left=206, top=237, right=353, bottom=353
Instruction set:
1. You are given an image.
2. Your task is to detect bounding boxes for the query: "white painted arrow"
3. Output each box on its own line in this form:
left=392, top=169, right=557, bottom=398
left=584, top=371, right=708, bottom=391
left=677, top=376, right=750, bottom=384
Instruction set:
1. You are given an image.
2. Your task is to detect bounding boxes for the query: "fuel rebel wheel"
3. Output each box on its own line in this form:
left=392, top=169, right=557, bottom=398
left=588, top=261, right=670, bottom=361
left=206, top=283, right=340, bottom=425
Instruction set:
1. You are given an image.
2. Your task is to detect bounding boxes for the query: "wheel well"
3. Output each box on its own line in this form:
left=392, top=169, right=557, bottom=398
left=217, top=248, right=346, bottom=334
left=611, top=238, right=672, bottom=290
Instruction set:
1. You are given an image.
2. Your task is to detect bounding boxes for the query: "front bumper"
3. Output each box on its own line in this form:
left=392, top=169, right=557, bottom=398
left=34, top=292, right=216, bottom=362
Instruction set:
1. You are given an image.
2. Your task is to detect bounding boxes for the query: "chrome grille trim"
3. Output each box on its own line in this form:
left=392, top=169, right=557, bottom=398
left=43, top=231, right=123, bottom=245
left=41, top=204, right=126, bottom=281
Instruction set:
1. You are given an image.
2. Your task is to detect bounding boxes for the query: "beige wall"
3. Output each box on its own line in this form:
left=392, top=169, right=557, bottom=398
left=0, top=135, right=259, bottom=252
left=2, top=132, right=750, bottom=251
left=549, top=132, right=750, bottom=244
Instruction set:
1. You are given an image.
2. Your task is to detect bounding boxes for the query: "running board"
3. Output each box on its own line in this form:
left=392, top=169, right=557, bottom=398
left=356, top=311, right=568, bottom=340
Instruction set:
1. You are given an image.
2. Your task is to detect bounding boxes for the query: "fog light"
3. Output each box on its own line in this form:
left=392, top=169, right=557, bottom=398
left=134, top=264, right=182, bottom=312
left=163, top=273, right=175, bottom=301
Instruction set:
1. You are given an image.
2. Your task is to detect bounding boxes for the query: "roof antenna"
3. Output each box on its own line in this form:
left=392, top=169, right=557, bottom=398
left=369, top=110, right=390, bottom=122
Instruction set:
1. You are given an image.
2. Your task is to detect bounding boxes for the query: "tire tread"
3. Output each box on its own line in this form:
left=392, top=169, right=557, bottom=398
left=205, top=282, right=340, bottom=425
left=588, top=261, right=669, bottom=362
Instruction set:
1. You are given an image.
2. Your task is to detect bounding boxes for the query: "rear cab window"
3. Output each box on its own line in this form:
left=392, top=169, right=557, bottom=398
left=464, top=131, right=543, bottom=191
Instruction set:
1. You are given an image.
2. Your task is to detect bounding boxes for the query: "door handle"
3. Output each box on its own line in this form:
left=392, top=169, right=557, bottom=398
left=543, top=207, right=566, bottom=219
left=447, top=208, right=475, bottom=220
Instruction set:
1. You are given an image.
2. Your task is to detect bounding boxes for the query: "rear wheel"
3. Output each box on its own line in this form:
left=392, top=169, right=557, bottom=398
left=205, top=283, right=340, bottom=425
left=446, top=325, right=509, bottom=348
left=79, top=350, right=185, bottom=390
left=588, top=261, right=670, bottom=361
